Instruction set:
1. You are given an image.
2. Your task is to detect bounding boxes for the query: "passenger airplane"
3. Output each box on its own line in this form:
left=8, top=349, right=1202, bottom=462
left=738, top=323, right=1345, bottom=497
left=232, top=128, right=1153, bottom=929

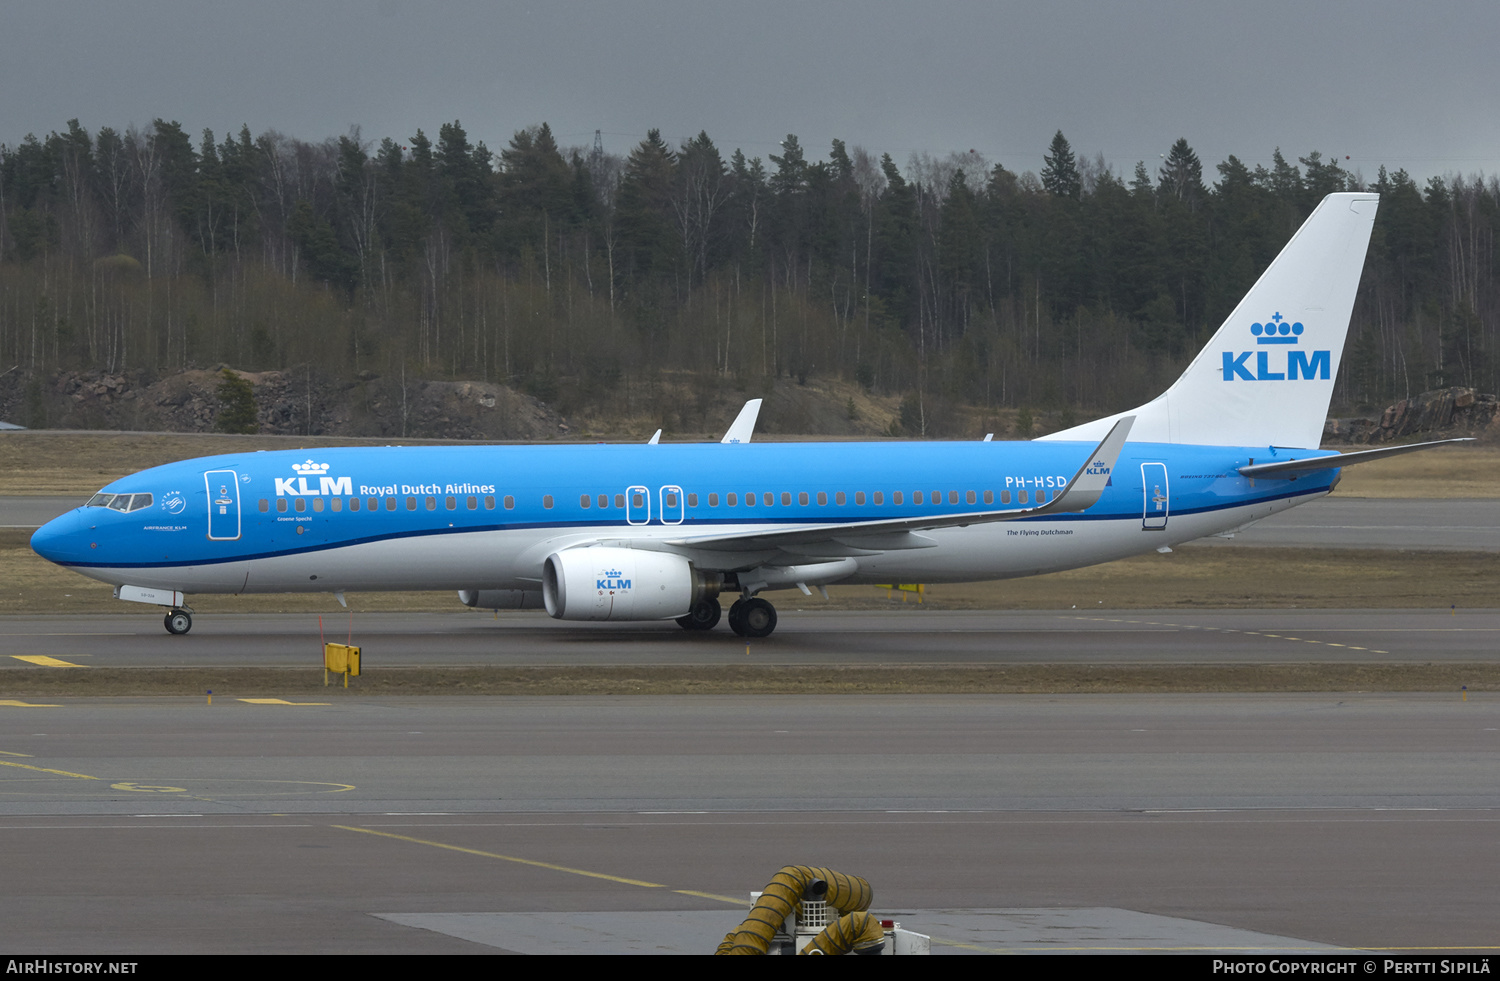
left=30, top=193, right=1465, bottom=636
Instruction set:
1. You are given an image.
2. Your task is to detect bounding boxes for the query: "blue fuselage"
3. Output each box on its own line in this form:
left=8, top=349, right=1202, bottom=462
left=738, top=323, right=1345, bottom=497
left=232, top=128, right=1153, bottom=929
left=31, top=439, right=1337, bottom=595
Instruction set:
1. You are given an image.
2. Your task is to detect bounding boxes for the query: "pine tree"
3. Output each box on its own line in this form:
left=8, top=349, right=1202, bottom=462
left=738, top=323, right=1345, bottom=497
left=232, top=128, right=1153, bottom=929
left=1041, top=131, right=1080, bottom=198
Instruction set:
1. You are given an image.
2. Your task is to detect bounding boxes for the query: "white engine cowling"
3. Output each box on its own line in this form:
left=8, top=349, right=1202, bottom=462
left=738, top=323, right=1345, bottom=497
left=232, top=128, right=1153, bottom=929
left=457, top=589, right=545, bottom=610
left=543, top=547, right=714, bottom=621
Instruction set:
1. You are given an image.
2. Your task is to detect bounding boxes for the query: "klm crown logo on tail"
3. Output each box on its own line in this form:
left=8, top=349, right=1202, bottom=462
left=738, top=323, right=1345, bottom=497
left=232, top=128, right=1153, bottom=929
left=1221, top=312, right=1330, bottom=382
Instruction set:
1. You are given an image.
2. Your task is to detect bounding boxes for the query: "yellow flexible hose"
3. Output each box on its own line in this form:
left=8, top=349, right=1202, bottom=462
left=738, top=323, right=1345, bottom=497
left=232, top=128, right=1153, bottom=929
left=715, top=865, right=874, bottom=955
left=800, top=911, right=887, bottom=955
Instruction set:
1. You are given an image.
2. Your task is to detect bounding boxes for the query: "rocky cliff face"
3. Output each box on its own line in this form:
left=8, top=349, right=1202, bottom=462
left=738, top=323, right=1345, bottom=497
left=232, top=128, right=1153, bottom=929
left=1325, top=387, right=1500, bottom=444
left=8, top=367, right=568, bottom=440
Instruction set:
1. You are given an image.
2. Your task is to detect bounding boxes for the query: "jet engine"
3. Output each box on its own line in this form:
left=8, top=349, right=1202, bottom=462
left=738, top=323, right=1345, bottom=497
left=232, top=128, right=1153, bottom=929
left=457, top=589, right=545, bottom=610
left=542, top=546, right=720, bottom=621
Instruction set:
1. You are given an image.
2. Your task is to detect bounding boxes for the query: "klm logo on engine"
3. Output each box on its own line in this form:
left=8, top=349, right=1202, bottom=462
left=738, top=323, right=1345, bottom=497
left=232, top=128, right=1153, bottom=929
left=1221, top=313, right=1330, bottom=381
left=275, top=459, right=353, bottom=497
left=597, top=568, right=631, bottom=591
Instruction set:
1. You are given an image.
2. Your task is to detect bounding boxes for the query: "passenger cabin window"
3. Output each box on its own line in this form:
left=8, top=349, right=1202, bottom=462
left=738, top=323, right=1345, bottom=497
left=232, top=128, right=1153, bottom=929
left=580, top=495, right=591, bottom=508
left=598, top=494, right=608, bottom=508
left=833, top=492, right=843, bottom=505
left=312, top=498, right=324, bottom=512
left=331, top=498, right=342, bottom=512
left=1001, top=490, right=1011, bottom=504
left=425, top=496, right=436, bottom=510
left=258, top=499, right=269, bottom=513
left=779, top=492, right=789, bottom=506
left=798, top=492, right=809, bottom=506
left=613, top=494, right=624, bottom=509
left=687, top=493, right=697, bottom=507
left=277, top=499, right=288, bottom=513
left=665, top=492, right=678, bottom=508
left=950, top=491, right=960, bottom=505
left=913, top=491, right=924, bottom=505
left=892, top=492, right=902, bottom=505
left=386, top=497, right=397, bottom=510
left=1018, top=490, right=1029, bottom=504
left=632, top=492, right=644, bottom=509
left=351, top=498, right=362, bottom=511
left=709, top=493, right=719, bottom=507
left=445, top=496, right=456, bottom=510
left=405, top=496, right=417, bottom=510
left=500, top=496, right=510, bottom=509
left=984, top=490, right=993, bottom=505
left=467, top=496, right=477, bottom=510
left=855, top=492, right=865, bottom=505
left=295, top=498, right=306, bottom=512
left=543, top=495, right=554, bottom=509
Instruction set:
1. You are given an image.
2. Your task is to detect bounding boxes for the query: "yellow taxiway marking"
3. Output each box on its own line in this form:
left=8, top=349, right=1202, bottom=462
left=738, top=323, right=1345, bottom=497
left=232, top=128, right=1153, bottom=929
left=238, top=698, right=331, bottom=706
left=0, top=750, right=35, bottom=756
left=10, top=655, right=86, bottom=667
left=0, top=759, right=101, bottom=779
left=0, top=699, right=62, bottom=708
left=335, top=826, right=764, bottom=907
left=334, top=825, right=677, bottom=889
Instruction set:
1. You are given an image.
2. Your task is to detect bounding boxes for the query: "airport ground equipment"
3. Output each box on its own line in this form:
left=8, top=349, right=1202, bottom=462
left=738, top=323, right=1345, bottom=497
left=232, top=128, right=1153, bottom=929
left=715, top=865, right=928, bottom=955
left=323, top=642, right=360, bottom=687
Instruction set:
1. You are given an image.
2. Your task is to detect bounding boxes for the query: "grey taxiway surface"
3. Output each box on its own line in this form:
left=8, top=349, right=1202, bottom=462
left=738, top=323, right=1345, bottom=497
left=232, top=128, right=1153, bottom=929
left=6, top=608, right=1500, bottom=667
left=1, top=695, right=1496, bottom=954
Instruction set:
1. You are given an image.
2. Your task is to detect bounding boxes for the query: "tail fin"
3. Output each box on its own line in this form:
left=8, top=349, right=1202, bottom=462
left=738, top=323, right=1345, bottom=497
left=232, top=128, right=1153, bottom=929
left=1043, top=192, right=1379, bottom=449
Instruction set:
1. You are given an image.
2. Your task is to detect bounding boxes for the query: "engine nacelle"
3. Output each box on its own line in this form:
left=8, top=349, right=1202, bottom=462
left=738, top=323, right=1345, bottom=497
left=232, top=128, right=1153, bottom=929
left=542, top=547, right=718, bottom=621
left=457, top=589, right=545, bottom=610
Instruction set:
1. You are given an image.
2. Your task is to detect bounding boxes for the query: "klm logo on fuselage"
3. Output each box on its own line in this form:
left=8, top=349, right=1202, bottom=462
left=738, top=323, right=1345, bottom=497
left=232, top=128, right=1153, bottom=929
left=598, top=569, right=631, bottom=591
left=275, top=459, right=353, bottom=497
left=1221, top=313, right=1330, bottom=381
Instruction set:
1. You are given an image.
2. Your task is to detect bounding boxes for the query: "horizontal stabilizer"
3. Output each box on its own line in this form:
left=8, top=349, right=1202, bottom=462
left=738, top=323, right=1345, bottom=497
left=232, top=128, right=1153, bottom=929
left=1237, top=438, right=1474, bottom=478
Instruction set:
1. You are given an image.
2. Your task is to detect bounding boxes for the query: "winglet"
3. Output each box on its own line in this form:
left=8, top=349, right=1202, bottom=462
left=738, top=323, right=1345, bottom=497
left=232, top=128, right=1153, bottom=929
left=1042, top=415, right=1134, bottom=514
left=647, top=429, right=662, bottom=445
left=721, top=399, right=762, bottom=444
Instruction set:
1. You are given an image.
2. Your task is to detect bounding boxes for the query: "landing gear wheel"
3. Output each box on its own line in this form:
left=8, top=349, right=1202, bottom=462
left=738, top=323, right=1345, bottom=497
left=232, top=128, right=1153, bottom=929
left=676, top=597, right=722, bottom=631
left=740, top=597, right=777, bottom=638
left=164, top=609, right=192, bottom=635
left=727, top=599, right=748, bottom=637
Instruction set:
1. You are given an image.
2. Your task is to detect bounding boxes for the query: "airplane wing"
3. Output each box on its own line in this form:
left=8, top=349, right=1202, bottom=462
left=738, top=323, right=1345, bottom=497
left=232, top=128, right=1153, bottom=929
left=664, top=416, right=1134, bottom=555
left=1237, top=437, right=1472, bottom=478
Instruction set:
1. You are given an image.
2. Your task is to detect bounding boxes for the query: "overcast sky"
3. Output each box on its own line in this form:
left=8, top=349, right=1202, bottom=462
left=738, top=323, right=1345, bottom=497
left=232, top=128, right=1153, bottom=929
left=3, top=0, right=1497, bottom=184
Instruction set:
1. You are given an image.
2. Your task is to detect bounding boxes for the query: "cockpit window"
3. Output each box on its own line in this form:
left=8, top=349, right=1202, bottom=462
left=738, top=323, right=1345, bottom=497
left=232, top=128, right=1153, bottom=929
left=90, top=492, right=153, bottom=511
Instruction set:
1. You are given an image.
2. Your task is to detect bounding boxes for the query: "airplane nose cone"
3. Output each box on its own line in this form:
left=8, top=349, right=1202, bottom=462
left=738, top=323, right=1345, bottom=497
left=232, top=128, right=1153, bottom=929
left=31, top=511, right=91, bottom=565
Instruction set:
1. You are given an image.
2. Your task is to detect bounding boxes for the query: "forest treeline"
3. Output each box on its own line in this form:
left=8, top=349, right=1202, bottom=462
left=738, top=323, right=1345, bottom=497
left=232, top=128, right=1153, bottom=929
left=0, top=118, right=1496, bottom=434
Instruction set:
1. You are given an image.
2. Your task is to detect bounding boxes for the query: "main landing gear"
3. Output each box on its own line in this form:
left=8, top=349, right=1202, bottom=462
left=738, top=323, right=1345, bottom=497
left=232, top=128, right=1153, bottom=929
left=727, top=596, right=777, bottom=638
left=163, top=609, right=193, bottom=635
left=676, top=595, right=780, bottom=638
